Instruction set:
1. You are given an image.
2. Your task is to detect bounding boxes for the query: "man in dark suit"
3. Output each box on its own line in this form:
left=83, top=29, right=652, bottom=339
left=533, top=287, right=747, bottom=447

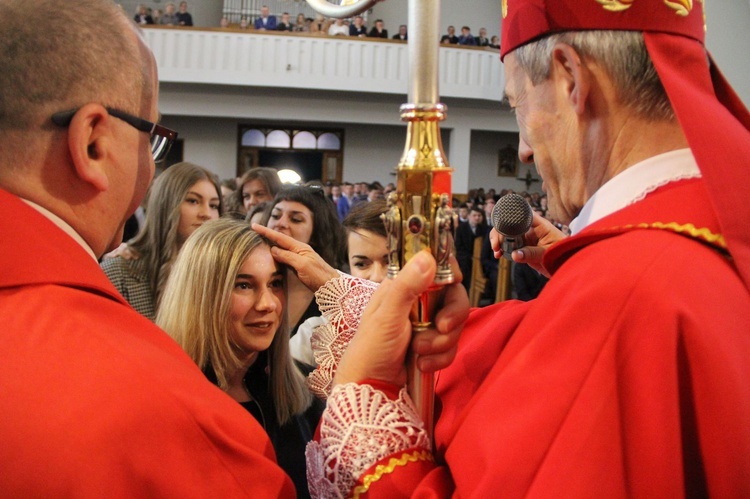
left=440, top=25, right=458, bottom=44
left=392, top=24, right=408, bottom=41
left=367, top=19, right=388, bottom=38
left=254, top=5, right=277, bottom=30
left=454, top=206, right=487, bottom=292
left=475, top=27, right=490, bottom=47
left=276, top=12, right=292, bottom=31
left=349, top=15, right=367, bottom=37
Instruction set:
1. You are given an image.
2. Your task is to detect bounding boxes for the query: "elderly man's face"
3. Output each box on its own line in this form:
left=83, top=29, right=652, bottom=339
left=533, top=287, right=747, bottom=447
left=503, top=52, right=582, bottom=224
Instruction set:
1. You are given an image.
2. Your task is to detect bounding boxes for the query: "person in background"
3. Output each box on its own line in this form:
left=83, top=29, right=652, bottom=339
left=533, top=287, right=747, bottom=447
left=475, top=27, right=490, bottom=47
left=440, top=25, right=458, bottom=44
left=152, top=8, right=163, bottom=24
left=336, top=181, right=354, bottom=220
left=254, top=5, right=277, bottom=31
left=327, top=18, right=348, bottom=36
left=219, top=16, right=230, bottom=28
left=276, top=12, right=293, bottom=31
left=349, top=15, right=366, bottom=37
left=293, top=13, right=308, bottom=32
left=454, top=205, right=487, bottom=292
left=246, top=201, right=270, bottom=226
left=489, top=35, right=500, bottom=49
left=303, top=0, right=750, bottom=496
left=0, top=0, right=293, bottom=494
left=101, top=162, right=222, bottom=321
left=160, top=2, right=179, bottom=25
left=289, top=199, right=389, bottom=365
left=457, top=202, right=469, bottom=223
left=367, top=19, right=388, bottom=39
left=457, top=25, right=476, bottom=46
left=176, top=1, right=193, bottom=26
left=231, top=167, right=282, bottom=218
left=392, top=24, right=408, bottom=41
left=263, top=185, right=346, bottom=339
left=134, top=4, right=153, bottom=25
left=157, top=219, right=324, bottom=499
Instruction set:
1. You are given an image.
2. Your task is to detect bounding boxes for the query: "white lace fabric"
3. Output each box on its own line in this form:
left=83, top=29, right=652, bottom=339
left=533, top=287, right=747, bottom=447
left=308, top=271, right=378, bottom=399
left=306, top=383, right=431, bottom=498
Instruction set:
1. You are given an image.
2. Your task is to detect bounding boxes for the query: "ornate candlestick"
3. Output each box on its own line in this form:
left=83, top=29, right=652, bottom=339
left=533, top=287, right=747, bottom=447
left=304, top=0, right=454, bottom=444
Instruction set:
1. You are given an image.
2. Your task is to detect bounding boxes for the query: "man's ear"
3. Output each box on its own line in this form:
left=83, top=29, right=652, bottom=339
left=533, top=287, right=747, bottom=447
left=67, top=103, right=113, bottom=192
left=550, top=43, right=589, bottom=116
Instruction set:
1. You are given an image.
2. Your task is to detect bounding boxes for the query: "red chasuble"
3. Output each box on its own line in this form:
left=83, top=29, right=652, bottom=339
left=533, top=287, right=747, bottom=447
left=358, top=178, right=750, bottom=497
left=0, top=188, right=295, bottom=497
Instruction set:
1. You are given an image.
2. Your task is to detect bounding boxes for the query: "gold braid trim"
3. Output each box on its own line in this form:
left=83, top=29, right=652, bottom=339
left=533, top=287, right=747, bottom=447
left=618, top=222, right=727, bottom=249
left=351, top=450, right=435, bottom=499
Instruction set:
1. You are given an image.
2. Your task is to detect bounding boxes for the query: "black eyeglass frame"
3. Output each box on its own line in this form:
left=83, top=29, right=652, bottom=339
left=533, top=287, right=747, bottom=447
left=51, top=107, right=178, bottom=162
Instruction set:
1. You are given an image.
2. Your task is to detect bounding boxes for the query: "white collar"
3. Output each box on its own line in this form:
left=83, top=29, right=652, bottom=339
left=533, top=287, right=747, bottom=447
left=22, top=198, right=98, bottom=261
left=569, top=148, right=701, bottom=235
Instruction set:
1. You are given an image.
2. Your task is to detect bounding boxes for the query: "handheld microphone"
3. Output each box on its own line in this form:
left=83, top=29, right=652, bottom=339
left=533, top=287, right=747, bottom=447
left=491, top=193, right=533, bottom=260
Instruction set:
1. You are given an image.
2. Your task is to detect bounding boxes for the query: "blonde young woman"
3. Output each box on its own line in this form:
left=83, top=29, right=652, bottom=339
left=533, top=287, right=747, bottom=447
left=156, top=219, right=324, bottom=499
left=101, top=162, right=222, bottom=320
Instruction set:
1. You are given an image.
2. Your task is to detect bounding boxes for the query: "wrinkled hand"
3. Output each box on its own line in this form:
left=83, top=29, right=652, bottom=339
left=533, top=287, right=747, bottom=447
left=101, top=242, right=139, bottom=260
left=490, top=213, right=564, bottom=277
left=334, top=250, right=469, bottom=388
left=252, top=223, right=338, bottom=291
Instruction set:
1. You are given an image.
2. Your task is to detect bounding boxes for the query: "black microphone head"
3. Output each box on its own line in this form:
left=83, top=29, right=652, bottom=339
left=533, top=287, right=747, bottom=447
left=491, top=193, right=533, bottom=236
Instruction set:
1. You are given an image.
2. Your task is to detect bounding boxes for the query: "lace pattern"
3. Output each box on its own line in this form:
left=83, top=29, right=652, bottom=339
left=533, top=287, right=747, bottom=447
left=306, top=383, right=430, bottom=498
left=307, top=271, right=378, bottom=399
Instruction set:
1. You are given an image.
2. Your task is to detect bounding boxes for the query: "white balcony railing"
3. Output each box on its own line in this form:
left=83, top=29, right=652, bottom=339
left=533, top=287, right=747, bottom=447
left=142, top=27, right=504, bottom=102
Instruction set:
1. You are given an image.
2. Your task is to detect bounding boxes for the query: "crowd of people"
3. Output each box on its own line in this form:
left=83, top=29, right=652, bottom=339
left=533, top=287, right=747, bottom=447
left=129, top=2, right=500, bottom=47
left=4, top=0, right=748, bottom=496
left=133, top=1, right=193, bottom=26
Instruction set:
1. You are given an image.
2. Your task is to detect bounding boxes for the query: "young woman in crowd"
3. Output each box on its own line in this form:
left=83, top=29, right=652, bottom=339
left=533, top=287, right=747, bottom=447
left=229, top=167, right=282, bottom=218
left=101, top=162, right=222, bottom=320
left=262, top=185, right=346, bottom=338
left=289, top=199, right=389, bottom=364
left=156, top=219, right=323, bottom=499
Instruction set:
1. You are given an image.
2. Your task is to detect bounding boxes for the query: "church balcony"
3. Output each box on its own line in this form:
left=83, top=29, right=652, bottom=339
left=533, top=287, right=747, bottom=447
left=142, top=26, right=504, bottom=104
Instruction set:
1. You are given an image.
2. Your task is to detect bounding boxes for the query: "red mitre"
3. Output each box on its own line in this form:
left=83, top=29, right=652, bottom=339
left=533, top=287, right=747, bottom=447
left=500, top=0, right=750, bottom=291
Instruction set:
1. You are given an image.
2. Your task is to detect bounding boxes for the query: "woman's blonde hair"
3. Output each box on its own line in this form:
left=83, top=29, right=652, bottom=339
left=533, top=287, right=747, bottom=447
left=156, top=218, right=311, bottom=424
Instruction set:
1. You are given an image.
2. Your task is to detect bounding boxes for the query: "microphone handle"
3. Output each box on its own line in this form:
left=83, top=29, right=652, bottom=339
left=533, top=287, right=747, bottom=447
left=501, top=234, right=524, bottom=260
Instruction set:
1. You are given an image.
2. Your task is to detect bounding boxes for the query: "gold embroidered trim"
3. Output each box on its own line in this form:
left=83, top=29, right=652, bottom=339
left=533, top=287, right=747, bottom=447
left=664, top=0, right=695, bottom=17
left=351, top=450, right=434, bottom=499
left=596, top=0, right=634, bottom=12
left=619, top=222, right=727, bottom=249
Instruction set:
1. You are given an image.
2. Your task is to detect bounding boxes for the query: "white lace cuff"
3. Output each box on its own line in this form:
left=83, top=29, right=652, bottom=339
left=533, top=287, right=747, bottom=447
left=306, top=383, right=431, bottom=498
left=307, top=272, right=378, bottom=399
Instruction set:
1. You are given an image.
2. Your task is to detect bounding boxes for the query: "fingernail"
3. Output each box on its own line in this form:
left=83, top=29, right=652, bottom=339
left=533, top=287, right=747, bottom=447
left=516, top=249, right=524, bottom=260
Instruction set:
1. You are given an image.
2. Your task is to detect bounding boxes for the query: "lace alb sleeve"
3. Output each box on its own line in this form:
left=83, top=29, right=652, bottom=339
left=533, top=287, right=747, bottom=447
left=305, top=382, right=432, bottom=498
left=307, top=271, right=378, bottom=399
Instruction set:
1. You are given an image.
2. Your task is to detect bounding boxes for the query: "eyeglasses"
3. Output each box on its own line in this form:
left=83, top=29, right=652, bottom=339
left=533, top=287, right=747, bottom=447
left=51, top=107, right=178, bottom=163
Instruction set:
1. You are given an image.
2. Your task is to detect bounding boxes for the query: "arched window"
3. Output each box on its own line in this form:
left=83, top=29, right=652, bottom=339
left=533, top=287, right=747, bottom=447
left=292, top=131, right=317, bottom=149
left=241, top=129, right=265, bottom=147
left=317, top=132, right=341, bottom=150
left=266, top=130, right=291, bottom=148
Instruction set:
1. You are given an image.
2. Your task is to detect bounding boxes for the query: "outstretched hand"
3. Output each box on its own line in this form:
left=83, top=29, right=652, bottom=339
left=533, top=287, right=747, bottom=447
left=334, top=250, right=469, bottom=388
left=252, top=223, right=338, bottom=291
left=490, top=213, right=564, bottom=277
